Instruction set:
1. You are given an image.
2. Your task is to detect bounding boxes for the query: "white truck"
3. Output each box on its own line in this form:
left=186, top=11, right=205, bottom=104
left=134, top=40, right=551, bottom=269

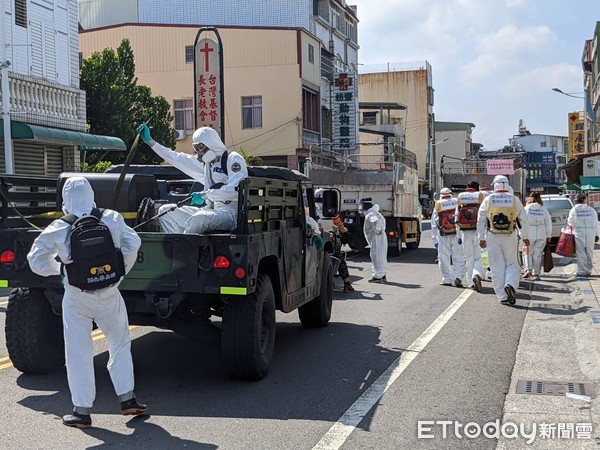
left=307, top=143, right=421, bottom=256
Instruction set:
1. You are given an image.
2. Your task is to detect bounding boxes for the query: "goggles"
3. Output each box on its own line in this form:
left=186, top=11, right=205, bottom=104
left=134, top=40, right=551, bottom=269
left=192, top=142, right=209, bottom=154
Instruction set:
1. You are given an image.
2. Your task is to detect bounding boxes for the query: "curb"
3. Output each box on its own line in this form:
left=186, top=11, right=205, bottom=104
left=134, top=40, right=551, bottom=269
left=497, top=252, right=600, bottom=448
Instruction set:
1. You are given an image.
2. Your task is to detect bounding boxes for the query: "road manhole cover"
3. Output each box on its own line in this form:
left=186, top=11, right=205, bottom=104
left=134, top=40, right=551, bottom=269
left=516, top=380, right=596, bottom=397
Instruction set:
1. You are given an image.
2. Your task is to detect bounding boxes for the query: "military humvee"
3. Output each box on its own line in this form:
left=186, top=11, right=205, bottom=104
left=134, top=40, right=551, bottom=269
left=0, top=167, right=334, bottom=380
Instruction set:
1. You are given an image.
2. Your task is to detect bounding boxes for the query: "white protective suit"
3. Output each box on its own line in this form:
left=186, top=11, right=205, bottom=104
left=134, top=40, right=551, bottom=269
left=27, top=177, right=141, bottom=415
left=477, top=184, right=529, bottom=302
left=150, top=127, right=248, bottom=233
left=431, top=195, right=465, bottom=284
left=567, top=203, right=599, bottom=276
left=524, top=202, right=552, bottom=276
left=455, top=190, right=484, bottom=286
left=363, top=204, right=388, bottom=279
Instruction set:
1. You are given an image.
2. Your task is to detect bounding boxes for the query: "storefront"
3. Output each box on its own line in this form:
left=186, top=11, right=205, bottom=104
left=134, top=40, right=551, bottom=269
left=0, top=120, right=126, bottom=176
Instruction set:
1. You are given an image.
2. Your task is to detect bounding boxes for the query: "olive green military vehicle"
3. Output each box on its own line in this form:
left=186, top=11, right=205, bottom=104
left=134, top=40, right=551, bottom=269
left=0, top=167, right=335, bottom=380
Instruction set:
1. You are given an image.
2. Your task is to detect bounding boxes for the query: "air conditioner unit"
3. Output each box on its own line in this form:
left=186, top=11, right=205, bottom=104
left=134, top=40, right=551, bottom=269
left=175, top=130, right=185, bottom=140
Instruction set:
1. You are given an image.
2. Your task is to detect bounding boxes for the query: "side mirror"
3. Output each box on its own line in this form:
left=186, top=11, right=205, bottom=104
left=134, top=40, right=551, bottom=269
left=322, top=190, right=339, bottom=218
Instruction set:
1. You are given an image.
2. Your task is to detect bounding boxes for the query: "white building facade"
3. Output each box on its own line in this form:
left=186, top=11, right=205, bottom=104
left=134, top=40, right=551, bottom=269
left=1, top=0, right=123, bottom=176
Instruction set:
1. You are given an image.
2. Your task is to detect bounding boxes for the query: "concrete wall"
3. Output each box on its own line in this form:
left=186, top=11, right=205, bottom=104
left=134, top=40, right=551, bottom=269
left=358, top=69, right=431, bottom=180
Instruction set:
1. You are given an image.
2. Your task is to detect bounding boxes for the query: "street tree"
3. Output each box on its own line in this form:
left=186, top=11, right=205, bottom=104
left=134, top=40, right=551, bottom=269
left=80, top=39, right=176, bottom=167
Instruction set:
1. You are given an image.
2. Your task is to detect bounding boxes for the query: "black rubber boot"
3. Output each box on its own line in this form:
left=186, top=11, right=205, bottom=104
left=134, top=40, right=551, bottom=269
left=62, top=412, right=92, bottom=429
left=121, top=398, right=147, bottom=416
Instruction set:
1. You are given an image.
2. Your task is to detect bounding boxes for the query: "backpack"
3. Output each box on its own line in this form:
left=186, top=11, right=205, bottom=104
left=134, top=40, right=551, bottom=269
left=457, top=204, right=479, bottom=230
left=457, top=192, right=482, bottom=230
left=60, top=208, right=125, bottom=291
left=437, top=209, right=456, bottom=235
left=486, top=194, right=518, bottom=234
left=434, top=199, right=457, bottom=235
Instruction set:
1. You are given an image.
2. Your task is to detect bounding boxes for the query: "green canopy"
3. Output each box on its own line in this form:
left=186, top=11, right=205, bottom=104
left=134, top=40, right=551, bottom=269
left=0, top=120, right=126, bottom=151
left=579, top=176, right=600, bottom=191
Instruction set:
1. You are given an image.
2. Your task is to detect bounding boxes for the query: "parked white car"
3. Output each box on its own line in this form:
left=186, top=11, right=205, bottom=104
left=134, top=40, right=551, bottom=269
left=540, top=194, right=575, bottom=245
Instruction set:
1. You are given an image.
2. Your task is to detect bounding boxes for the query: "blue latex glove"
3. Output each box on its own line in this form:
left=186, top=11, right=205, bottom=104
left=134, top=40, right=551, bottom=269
left=190, top=192, right=205, bottom=206
left=136, top=123, right=152, bottom=143
left=313, top=235, right=324, bottom=251
left=458, top=238, right=463, bottom=245
left=434, top=242, right=439, bottom=249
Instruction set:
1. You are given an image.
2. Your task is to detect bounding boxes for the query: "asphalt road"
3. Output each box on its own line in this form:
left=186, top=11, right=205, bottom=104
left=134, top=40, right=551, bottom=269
left=0, top=227, right=527, bottom=449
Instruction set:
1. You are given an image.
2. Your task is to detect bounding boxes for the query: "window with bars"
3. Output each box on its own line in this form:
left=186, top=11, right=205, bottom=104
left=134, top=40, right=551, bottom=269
left=242, top=96, right=262, bottom=129
left=303, top=88, right=319, bottom=133
left=174, top=100, right=194, bottom=130
left=308, top=44, right=314, bottom=63
left=15, top=0, right=27, bottom=28
left=185, top=45, right=194, bottom=64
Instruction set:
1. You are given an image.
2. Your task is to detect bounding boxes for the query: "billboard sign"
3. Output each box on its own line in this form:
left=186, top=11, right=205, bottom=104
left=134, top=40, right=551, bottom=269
left=568, top=111, right=584, bottom=160
left=333, top=72, right=357, bottom=149
left=194, top=30, right=224, bottom=140
left=486, top=159, right=515, bottom=175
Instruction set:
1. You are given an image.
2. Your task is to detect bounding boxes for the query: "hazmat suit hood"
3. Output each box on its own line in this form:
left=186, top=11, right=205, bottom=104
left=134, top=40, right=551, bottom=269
left=366, top=204, right=380, bottom=220
left=62, top=176, right=96, bottom=216
left=192, top=127, right=228, bottom=163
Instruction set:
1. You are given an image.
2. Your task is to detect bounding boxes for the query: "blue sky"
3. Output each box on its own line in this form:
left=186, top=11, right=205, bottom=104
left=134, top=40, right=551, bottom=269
left=352, top=0, right=598, bottom=149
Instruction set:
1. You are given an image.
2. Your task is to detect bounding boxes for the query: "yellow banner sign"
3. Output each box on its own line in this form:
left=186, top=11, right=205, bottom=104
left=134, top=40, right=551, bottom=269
left=568, top=111, right=585, bottom=160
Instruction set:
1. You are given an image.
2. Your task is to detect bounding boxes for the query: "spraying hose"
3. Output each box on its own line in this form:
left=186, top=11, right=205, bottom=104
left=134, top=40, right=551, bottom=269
left=133, top=195, right=193, bottom=231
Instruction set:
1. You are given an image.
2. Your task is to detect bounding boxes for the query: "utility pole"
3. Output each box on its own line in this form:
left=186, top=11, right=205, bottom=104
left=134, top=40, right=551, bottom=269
left=0, top=0, right=14, bottom=174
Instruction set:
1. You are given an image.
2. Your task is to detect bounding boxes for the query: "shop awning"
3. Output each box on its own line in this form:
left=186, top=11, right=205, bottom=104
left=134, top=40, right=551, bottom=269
left=0, top=120, right=126, bottom=151
left=558, top=183, right=581, bottom=191
left=579, top=176, right=600, bottom=191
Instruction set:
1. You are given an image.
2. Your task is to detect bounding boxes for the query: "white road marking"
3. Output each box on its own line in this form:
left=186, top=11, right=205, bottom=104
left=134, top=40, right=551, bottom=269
left=312, top=289, right=474, bottom=450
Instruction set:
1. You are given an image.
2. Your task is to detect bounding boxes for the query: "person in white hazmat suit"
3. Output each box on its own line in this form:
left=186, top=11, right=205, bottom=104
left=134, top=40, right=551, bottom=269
left=363, top=203, right=388, bottom=283
left=477, top=176, right=529, bottom=304
left=455, top=181, right=485, bottom=292
left=136, top=124, right=248, bottom=234
left=431, top=188, right=465, bottom=286
left=27, top=177, right=145, bottom=429
left=523, top=192, right=552, bottom=281
left=567, top=193, right=599, bottom=277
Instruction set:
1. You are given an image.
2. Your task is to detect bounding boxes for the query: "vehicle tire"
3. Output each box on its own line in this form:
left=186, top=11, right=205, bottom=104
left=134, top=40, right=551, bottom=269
left=5, top=287, right=65, bottom=374
left=221, top=274, right=276, bottom=380
left=406, top=228, right=421, bottom=250
left=299, top=252, right=334, bottom=327
left=387, top=236, right=402, bottom=257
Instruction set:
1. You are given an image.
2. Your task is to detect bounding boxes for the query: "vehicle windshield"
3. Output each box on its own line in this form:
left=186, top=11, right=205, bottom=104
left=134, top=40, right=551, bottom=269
left=543, top=199, right=573, bottom=211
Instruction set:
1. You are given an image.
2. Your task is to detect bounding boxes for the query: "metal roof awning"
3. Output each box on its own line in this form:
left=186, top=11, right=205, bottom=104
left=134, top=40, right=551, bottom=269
left=359, top=102, right=407, bottom=110
left=0, top=120, right=127, bottom=151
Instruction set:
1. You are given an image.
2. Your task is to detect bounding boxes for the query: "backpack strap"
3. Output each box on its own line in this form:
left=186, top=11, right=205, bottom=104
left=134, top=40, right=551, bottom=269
left=60, top=213, right=77, bottom=225
left=60, top=208, right=104, bottom=225
left=90, top=208, right=105, bottom=220
left=221, top=151, right=229, bottom=176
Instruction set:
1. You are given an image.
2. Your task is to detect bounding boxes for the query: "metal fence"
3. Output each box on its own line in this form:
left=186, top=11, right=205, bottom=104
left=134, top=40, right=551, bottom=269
left=309, top=142, right=417, bottom=172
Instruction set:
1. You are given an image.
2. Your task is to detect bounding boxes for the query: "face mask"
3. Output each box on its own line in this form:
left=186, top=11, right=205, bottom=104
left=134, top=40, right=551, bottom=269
left=202, top=149, right=217, bottom=163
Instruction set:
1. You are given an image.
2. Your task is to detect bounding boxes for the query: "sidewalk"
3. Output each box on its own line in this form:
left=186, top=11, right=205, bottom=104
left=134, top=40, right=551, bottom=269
left=497, top=246, right=600, bottom=448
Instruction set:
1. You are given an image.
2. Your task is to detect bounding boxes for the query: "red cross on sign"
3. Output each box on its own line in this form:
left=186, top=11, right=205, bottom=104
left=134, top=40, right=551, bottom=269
left=199, top=42, right=213, bottom=72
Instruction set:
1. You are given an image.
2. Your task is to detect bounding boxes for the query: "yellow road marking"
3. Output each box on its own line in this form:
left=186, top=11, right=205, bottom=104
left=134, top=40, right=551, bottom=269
left=0, top=326, right=139, bottom=371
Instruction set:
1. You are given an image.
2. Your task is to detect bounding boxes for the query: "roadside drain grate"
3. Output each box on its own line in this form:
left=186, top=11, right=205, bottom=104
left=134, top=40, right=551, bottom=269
left=532, top=285, right=571, bottom=293
left=530, top=303, right=572, bottom=310
left=516, top=380, right=596, bottom=397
